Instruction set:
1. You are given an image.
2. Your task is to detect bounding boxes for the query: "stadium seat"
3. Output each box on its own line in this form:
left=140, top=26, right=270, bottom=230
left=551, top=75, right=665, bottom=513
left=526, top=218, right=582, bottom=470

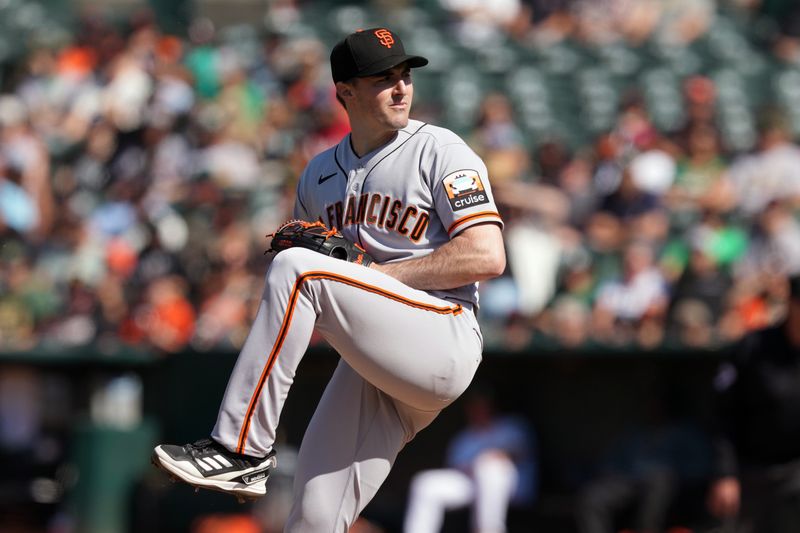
left=639, top=67, right=686, bottom=132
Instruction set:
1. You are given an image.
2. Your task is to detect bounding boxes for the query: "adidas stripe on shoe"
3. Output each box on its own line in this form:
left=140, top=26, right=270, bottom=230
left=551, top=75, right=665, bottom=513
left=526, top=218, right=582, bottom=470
left=152, top=438, right=276, bottom=501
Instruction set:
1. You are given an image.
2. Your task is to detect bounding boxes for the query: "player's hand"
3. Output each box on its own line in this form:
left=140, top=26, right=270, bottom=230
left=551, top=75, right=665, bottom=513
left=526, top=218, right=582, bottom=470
left=707, top=476, right=740, bottom=518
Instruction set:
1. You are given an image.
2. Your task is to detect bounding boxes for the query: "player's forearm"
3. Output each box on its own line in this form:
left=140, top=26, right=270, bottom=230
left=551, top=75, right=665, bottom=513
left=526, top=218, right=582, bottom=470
left=372, top=247, right=502, bottom=290
left=372, top=223, right=505, bottom=290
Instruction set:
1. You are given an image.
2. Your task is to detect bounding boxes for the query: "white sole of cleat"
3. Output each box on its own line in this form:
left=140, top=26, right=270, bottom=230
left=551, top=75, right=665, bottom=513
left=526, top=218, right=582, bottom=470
left=151, top=448, right=275, bottom=502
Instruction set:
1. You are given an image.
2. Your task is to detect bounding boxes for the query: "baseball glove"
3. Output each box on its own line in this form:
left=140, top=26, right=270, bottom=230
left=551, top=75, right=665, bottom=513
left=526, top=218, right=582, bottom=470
left=267, top=220, right=373, bottom=267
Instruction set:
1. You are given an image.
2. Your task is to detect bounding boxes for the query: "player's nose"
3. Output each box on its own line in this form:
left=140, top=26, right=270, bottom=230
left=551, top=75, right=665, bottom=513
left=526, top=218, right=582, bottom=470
left=392, top=79, right=408, bottom=94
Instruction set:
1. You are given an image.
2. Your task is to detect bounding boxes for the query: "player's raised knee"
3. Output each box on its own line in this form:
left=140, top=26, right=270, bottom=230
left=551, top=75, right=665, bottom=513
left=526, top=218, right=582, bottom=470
left=267, top=247, right=321, bottom=280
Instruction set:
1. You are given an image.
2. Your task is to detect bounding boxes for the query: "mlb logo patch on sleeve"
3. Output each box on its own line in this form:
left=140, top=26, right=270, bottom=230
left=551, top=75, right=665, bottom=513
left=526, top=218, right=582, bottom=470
left=443, top=170, right=490, bottom=211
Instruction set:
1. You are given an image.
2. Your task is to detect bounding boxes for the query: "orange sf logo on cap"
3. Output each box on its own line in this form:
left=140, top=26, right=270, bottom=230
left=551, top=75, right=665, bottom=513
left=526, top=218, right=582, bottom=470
left=374, top=29, right=394, bottom=48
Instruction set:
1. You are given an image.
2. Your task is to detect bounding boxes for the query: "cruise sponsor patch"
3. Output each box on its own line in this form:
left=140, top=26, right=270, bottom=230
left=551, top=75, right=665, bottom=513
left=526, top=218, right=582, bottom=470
left=443, top=169, right=489, bottom=211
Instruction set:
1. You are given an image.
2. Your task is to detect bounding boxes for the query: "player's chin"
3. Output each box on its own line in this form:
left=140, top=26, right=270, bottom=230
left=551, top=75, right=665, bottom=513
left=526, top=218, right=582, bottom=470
left=386, top=109, right=410, bottom=129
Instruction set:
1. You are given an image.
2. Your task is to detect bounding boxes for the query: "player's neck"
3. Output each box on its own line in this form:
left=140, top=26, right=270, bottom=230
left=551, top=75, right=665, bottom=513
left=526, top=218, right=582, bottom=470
left=349, top=127, right=398, bottom=158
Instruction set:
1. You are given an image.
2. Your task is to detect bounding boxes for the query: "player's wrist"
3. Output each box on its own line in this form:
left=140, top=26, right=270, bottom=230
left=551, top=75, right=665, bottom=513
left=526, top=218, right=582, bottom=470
left=370, top=262, right=399, bottom=279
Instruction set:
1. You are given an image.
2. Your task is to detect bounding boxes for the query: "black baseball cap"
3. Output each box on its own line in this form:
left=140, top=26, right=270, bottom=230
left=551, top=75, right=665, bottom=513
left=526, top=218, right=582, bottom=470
left=330, top=27, right=428, bottom=83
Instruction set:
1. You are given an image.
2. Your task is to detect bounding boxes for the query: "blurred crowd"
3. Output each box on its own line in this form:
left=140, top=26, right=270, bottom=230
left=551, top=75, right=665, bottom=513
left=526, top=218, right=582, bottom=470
left=1, top=0, right=800, bottom=355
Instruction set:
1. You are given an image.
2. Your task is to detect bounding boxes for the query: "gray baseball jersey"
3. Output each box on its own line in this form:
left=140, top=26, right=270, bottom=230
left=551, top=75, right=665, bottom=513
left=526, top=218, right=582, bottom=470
left=211, top=119, right=502, bottom=532
left=294, top=119, right=504, bottom=308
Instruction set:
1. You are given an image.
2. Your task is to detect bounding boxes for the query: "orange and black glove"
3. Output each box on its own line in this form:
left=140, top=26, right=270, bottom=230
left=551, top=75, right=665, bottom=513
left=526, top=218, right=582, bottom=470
left=267, top=220, right=373, bottom=267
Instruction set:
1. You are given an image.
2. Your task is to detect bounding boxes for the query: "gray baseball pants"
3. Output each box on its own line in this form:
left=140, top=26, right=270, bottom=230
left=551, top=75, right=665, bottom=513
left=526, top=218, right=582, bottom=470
left=210, top=248, right=483, bottom=532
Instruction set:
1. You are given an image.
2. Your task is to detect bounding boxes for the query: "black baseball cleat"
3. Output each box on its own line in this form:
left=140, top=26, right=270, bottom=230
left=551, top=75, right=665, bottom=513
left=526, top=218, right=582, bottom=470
left=152, top=438, right=276, bottom=501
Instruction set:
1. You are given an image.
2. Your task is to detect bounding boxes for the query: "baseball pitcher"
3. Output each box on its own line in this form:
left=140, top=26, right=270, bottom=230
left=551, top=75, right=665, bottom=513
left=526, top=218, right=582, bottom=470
left=152, top=27, right=506, bottom=532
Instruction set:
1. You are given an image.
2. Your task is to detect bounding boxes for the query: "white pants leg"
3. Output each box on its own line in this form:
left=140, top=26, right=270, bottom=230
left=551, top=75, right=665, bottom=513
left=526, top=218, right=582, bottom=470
left=286, top=361, right=442, bottom=533
left=472, top=452, right=519, bottom=533
left=404, top=468, right=475, bottom=533
left=210, top=248, right=483, bottom=530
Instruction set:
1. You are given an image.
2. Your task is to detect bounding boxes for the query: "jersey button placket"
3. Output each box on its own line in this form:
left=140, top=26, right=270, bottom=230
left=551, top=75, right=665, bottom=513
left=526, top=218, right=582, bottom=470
left=351, top=166, right=366, bottom=193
